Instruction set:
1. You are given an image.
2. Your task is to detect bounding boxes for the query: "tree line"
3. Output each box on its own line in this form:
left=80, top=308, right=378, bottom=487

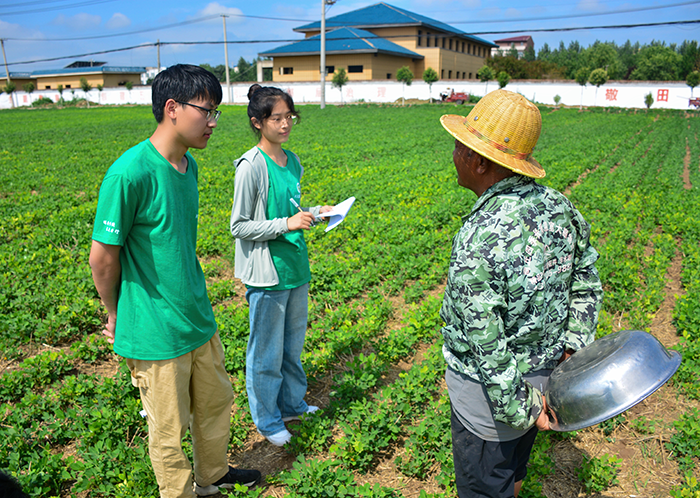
left=488, top=39, right=699, bottom=82
left=200, top=57, right=272, bottom=83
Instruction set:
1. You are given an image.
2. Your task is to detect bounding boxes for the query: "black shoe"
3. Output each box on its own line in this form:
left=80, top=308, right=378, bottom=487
left=194, top=466, right=261, bottom=496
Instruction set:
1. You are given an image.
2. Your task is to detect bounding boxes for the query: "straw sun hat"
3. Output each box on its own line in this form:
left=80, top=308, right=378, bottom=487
left=440, top=89, right=545, bottom=178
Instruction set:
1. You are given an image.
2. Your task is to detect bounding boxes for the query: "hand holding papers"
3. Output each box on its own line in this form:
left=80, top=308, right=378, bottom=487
left=317, top=196, right=355, bottom=232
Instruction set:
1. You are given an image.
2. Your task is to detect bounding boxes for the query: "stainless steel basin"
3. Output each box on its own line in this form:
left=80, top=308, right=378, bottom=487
left=545, top=330, right=681, bottom=432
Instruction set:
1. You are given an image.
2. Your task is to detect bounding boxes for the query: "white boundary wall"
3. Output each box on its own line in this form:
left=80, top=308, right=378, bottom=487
left=1, top=80, right=697, bottom=110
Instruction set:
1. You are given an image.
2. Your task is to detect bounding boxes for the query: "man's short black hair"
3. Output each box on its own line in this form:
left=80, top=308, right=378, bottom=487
left=151, top=64, right=222, bottom=123
left=0, top=470, right=29, bottom=498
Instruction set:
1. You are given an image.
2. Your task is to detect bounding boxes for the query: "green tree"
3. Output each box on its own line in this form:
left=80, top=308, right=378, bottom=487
left=422, top=67, right=438, bottom=102
left=331, top=68, right=349, bottom=104
left=589, top=68, right=608, bottom=106
left=56, top=84, right=64, bottom=105
left=585, top=41, right=623, bottom=80
left=523, top=44, right=536, bottom=62
left=22, top=82, right=35, bottom=103
left=630, top=44, right=682, bottom=81
left=679, top=40, right=700, bottom=79
left=80, top=77, right=93, bottom=108
left=687, top=70, right=700, bottom=98
left=396, top=66, right=413, bottom=105
left=618, top=40, right=641, bottom=79
left=477, top=65, right=494, bottom=94
left=3, top=80, right=16, bottom=108
left=125, top=81, right=133, bottom=103
left=507, top=43, right=519, bottom=59
left=200, top=63, right=226, bottom=82
left=497, top=71, right=510, bottom=89
left=644, top=92, right=654, bottom=109
left=575, top=67, right=590, bottom=110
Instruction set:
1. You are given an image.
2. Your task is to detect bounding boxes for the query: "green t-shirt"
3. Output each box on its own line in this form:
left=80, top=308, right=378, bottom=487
left=259, top=147, right=311, bottom=291
left=92, top=139, right=217, bottom=360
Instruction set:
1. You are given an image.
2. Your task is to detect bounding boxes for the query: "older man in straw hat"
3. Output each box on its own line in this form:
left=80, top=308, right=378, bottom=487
left=439, top=90, right=603, bottom=498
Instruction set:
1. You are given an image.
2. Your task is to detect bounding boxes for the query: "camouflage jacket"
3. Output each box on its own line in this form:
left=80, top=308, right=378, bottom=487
left=441, top=175, right=603, bottom=431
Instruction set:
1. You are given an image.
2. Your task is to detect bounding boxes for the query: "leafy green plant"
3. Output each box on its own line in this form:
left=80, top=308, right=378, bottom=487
left=645, top=92, right=654, bottom=109
left=396, top=66, right=413, bottom=105
left=497, top=70, right=510, bottom=89
left=331, top=68, right=349, bottom=104
left=667, top=408, right=700, bottom=473
left=577, top=453, right=621, bottom=494
left=422, top=67, right=438, bottom=102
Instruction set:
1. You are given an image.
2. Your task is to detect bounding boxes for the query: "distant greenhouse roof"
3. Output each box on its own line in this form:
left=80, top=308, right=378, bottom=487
left=294, top=2, right=496, bottom=47
left=260, top=26, right=423, bottom=58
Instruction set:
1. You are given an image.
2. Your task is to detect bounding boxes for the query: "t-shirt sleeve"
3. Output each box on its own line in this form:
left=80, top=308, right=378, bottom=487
left=91, top=173, right=136, bottom=246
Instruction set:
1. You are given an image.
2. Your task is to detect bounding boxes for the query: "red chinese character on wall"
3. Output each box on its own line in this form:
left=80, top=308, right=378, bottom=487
left=377, top=87, right=386, bottom=97
left=657, top=89, right=669, bottom=102
left=605, top=89, right=618, bottom=101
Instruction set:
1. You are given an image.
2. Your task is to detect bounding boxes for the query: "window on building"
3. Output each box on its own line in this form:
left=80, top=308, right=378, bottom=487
left=348, top=65, right=363, bottom=73
left=441, top=69, right=444, bottom=78
left=387, top=73, right=392, bottom=79
left=469, top=72, right=472, bottom=79
left=282, top=67, right=293, bottom=75
left=448, top=70, right=452, bottom=79
left=326, top=66, right=335, bottom=74
left=418, top=30, right=422, bottom=47
left=45, top=85, right=51, bottom=89
left=462, top=42, right=465, bottom=52
left=449, top=39, right=453, bottom=50
left=442, top=37, right=446, bottom=49
left=456, top=71, right=460, bottom=79
left=65, top=85, right=71, bottom=88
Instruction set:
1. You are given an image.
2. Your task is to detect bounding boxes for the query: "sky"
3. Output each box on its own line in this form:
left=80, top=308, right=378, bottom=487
left=1, top=0, right=699, bottom=76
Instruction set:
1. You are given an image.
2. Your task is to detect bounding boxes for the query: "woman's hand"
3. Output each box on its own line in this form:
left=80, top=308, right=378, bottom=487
left=287, top=211, right=317, bottom=231
left=319, top=205, right=334, bottom=214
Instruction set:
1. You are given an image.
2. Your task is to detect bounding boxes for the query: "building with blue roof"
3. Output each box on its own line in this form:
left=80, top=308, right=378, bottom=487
left=1, top=62, right=145, bottom=91
left=260, top=2, right=497, bottom=83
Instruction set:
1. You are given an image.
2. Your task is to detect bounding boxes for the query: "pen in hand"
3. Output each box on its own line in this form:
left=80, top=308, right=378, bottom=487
left=289, top=198, right=303, bottom=213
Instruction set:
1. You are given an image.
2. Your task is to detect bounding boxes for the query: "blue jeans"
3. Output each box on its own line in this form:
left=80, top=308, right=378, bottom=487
left=245, top=283, right=310, bottom=436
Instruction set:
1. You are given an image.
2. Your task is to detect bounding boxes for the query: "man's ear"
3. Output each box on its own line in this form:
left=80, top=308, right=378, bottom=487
left=474, top=154, right=490, bottom=175
left=164, top=99, right=179, bottom=120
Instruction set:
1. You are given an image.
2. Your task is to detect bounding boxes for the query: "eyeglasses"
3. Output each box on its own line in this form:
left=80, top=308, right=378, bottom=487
left=176, top=101, right=221, bottom=123
left=267, top=113, right=298, bottom=126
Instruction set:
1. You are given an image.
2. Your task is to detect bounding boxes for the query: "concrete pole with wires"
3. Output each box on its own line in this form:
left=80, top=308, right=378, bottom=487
left=1, top=39, right=10, bottom=83
left=320, top=0, right=336, bottom=109
left=320, top=0, right=326, bottom=109
left=222, top=15, right=232, bottom=104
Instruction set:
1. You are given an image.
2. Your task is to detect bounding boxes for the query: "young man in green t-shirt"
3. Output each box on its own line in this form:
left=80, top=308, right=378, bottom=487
left=89, top=64, right=260, bottom=498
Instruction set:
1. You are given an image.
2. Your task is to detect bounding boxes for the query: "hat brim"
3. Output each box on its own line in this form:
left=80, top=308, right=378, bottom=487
left=441, top=114, right=546, bottom=179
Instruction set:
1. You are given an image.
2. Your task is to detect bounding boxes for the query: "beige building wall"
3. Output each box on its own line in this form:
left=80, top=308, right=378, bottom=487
left=0, top=77, right=36, bottom=89
left=34, top=73, right=141, bottom=90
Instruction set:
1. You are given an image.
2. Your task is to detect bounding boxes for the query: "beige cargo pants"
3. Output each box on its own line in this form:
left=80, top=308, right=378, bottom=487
left=126, top=332, right=234, bottom=498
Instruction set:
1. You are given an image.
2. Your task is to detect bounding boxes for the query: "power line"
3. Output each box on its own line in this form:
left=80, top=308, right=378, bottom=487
left=5, top=0, right=699, bottom=41
left=4, top=13, right=313, bottom=41
left=448, top=0, right=700, bottom=25
left=0, top=0, right=117, bottom=16
left=5, top=15, right=222, bottom=41
left=5, top=18, right=700, bottom=67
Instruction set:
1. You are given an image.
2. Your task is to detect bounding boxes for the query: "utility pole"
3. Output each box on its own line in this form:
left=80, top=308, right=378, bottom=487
left=320, top=0, right=327, bottom=109
left=320, top=0, right=337, bottom=109
left=222, top=15, right=232, bottom=104
left=157, top=39, right=161, bottom=74
left=1, top=39, right=10, bottom=83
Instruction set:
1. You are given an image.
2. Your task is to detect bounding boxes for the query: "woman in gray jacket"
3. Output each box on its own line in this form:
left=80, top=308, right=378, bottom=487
left=230, top=84, right=332, bottom=446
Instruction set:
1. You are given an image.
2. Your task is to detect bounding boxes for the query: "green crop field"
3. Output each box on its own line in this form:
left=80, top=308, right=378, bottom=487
left=1, top=103, right=700, bottom=498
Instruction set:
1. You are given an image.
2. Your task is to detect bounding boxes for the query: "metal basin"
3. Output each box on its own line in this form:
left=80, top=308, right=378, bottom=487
left=545, top=330, right=681, bottom=432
